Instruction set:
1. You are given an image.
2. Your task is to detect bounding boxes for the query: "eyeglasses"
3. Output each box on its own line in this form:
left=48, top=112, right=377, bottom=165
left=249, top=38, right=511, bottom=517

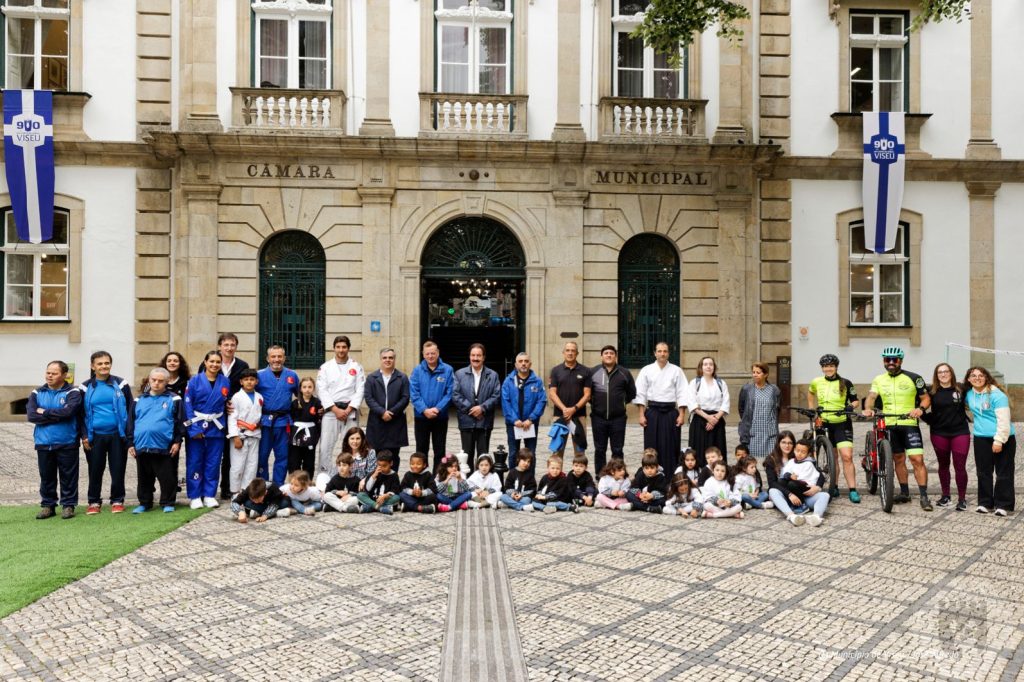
left=883, top=357, right=901, bottom=362
left=968, top=373, right=986, bottom=379
left=937, top=369, right=951, bottom=374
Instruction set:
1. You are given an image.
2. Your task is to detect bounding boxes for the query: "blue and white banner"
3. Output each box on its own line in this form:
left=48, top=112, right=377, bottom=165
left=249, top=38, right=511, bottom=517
left=862, top=111, right=906, bottom=254
left=3, top=89, right=55, bottom=244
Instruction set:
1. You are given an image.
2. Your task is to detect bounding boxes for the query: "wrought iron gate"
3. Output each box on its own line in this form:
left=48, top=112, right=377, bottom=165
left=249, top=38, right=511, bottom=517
left=618, top=234, right=680, bottom=368
left=259, top=231, right=325, bottom=368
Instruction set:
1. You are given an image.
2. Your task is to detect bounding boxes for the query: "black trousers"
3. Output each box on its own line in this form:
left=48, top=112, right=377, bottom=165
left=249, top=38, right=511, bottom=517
left=86, top=433, right=128, bottom=504
left=219, top=437, right=233, bottom=498
left=688, top=412, right=727, bottom=467
left=644, top=402, right=682, bottom=475
left=287, top=445, right=316, bottom=480
left=38, top=446, right=79, bottom=508
left=460, top=428, right=491, bottom=462
left=974, top=435, right=1016, bottom=511
left=137, top=450, right=178, bottom=508
left=553, top=415, right=589, bottom=458
left=415, top=417, right=449, bottom=469
left=592, top=414, right=626, bottom=473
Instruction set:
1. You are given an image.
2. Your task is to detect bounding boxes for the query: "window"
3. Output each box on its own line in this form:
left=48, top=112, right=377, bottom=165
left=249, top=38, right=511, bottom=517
left=618, top=234, right=680, bottom=368
left=435, top=0, right=511, bottom=94
left=1, top=207, right=69, bottom=320
left=252, top=0, right=331, bottom=89
left=612, top=1, right=685, bottom=98
left=848, top=220, right=909, bottom=326
left=259, top=231, right=325, bottom=368
left=849, top=12, right=908, bottom=112
left=2, top=0, right=69, bottom=91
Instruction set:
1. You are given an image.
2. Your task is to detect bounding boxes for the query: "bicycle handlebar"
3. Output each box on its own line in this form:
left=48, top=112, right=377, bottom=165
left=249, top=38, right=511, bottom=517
left=791, top=406, right=858, bottom=418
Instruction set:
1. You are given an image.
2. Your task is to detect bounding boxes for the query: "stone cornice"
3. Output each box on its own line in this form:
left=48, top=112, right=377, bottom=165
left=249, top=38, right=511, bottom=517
left=771, top=156, right=1024, bottom=183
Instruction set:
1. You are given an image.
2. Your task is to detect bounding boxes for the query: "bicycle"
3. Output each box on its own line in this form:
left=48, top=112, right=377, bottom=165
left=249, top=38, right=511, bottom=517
left=860, top=411, right=909, bottom=514
left=790, top=406, right=851, bottom=496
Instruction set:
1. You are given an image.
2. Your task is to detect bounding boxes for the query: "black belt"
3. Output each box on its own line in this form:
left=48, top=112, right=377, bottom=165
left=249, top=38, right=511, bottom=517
left=647, top=401, right=677, bottom=409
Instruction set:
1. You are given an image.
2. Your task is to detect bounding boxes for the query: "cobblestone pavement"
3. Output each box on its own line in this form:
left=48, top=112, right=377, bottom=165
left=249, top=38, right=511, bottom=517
left=2, top=420, right=1022, bottom=681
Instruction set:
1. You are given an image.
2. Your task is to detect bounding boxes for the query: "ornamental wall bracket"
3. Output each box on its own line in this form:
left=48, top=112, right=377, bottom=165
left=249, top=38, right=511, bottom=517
left=251, top=0, right=332, bottom=19
left=828, top=1, right=840, bottom=24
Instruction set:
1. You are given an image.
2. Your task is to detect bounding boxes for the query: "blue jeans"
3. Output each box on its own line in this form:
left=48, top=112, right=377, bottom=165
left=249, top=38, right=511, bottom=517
left=742, top=491, right=769, bottom=509
left=768, top=488, right=830, bottom=516
left=289, top=498, right=323, bottom=513
left=532, top=500, right=570, bottom=511
left=499, top=493, right=532, bottom=510
left=399, top=490, right=437, bottom=511
left=438, top=491, right=473, bottom=509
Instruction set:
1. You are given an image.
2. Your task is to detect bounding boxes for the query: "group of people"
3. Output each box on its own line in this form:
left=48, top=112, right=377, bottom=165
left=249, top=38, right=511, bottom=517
left=27, top=334, right=1016, bottom=522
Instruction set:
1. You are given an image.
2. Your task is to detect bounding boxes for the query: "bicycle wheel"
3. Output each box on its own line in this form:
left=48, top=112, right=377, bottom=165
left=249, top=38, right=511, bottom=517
left=864, top=431, right=878, bottom=494
left=878, top=437, right=895, bottom=513
left=816, top=435, right=837, bottom=493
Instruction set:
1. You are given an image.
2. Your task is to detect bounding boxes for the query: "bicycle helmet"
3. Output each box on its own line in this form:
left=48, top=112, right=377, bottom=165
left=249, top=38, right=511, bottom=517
left=819, top=354, right=840, bottom=367
left=881, top=346, right=904, bottom=359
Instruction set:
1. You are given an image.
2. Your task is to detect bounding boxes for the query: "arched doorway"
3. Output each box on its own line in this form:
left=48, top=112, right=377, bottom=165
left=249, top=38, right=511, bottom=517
left=618, top=233, right=680, bottom=367
left=421, top=217, right=526, bottom=377
left=259, top=231, right=325, bottom=368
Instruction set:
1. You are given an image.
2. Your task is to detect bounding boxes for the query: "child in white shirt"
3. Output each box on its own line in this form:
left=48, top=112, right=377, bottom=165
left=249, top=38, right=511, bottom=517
left=227, top=369, right=263, bottom=495
left=279, top=470, right=323, bottom=516
left=467, top=454, right=502, bottom=508
left=663, top=474, right=701, bottom=518
left=700, top=462, right=744, bottom=518
left=595, top=459, right=632, bottom=510
left=733, top=456, right=772, bottom=510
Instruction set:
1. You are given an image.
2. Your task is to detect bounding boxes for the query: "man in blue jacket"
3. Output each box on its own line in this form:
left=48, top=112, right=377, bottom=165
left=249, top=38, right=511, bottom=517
left=27, top=361, right=83, bottom=519
left=501, top=352, right=547, bottom=476
left=410, top=340, right=454, bottom=468
left=452, top=343, right=501, bottom=464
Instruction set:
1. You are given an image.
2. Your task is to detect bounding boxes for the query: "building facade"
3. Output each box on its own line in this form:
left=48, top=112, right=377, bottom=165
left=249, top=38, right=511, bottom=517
left=1, top=0, right=1022, bottom=416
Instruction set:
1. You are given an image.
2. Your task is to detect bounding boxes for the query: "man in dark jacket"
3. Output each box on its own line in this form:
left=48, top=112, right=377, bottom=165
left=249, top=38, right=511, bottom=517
left=364, top=348, right=410, bottom=470
left=28, top=361, right=83, bottom=519
left=452, top=343, right=501, bottom=463
left=590, top=345, right=637, bottom=472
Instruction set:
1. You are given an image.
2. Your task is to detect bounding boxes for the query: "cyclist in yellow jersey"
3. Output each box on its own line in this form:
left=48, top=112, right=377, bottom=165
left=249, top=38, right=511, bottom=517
left=862, top=346, right=933, bottom=511
left=808, top=354, right=861, bottom=503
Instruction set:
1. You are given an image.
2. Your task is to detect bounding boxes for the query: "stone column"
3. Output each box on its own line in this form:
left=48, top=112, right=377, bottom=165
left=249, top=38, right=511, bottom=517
left=173, top=177, right=223, bottom=363
left=398, top=265, right=422, bottom=361
left=179, top=0, right=221, bottom=132
left=551, top=0, right=586, bottom=141
left=967, top=182, right=1000, bottom=351
left=359, top=0, right=396, bottom=136
left=966, top=0, right=1000, bottom=159
left=549, top=189, right=588, bottom=366
left=525, top=266, right=548, bottom=374
left=713, top=1, right=751, bottom=143
left=715, top=193, right=757, bottom=372
left=358, top=187, right=396, bottom=350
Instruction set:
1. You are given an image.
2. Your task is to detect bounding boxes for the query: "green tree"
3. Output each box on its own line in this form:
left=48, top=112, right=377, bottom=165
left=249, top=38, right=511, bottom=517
left=634, top=0, right=971, bottom=69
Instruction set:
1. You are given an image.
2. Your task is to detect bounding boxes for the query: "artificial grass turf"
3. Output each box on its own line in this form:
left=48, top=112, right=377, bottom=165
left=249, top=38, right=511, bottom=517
left=0, top=505, right=209, bottom=618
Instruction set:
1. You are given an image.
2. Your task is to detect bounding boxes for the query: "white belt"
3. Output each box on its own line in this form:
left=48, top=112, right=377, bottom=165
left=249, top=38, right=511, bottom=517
left=293, top=420, right=315, bottom=436
left=185, top=411, right=224, bottom=430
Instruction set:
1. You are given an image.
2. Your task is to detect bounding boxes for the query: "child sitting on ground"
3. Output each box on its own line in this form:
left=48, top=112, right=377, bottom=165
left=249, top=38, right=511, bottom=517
left=663, top=474, right=701, bottom=518
left=698, top=447, right=724, bottom=487
left=399, top=451, right=438, bottom=513
left=231, top=477, right=285, bottom=523
left=701, top=461, right=744, bottom=518
left=533, top=455, right=577, bottom=513
left=674, top=448, right=700, bottom=485
left=733, top=455, right=772, bottom=510
left=227, top=368, right=262, bottom=497
left=435, top=453, right=472, bottom=512
left=566, top=454, right=597, bottom=508
left=356, top=450, right=401, bottom=515
left=595, top=459, right=631, bottom=510
left=467, top=454, right=502, bottom=509
left=498, top=449, right=536, bottom=511
left=322, top=453, right=362, bottom=513
left=773, top=438, right=830, bottom=527
left=280, top=469, right=323, bottom=516
left=626, top=449, right=667, bottom=513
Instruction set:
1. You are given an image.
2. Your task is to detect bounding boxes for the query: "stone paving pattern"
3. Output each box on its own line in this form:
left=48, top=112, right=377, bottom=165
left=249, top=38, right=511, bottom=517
left=2, top=419, right=1022, bottom=681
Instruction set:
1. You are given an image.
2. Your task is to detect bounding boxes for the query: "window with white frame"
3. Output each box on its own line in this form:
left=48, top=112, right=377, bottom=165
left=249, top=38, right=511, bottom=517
left=1, top=208, right=69, bottom=320
left=2, top=0, right=69, bottom=91
left=435, top=0, right=511, bottom=95
left=849, top=12, right=908, bottom=112
left=252, top=0, right=331, bottom=89
left=613, top=1, right=685, bottom=99
left=849, top=221, right=909, bottom=326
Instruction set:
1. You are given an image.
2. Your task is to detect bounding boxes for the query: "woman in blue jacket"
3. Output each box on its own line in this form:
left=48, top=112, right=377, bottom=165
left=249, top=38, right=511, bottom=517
left=80, top=350, right=133, bottom=514
left=27, top=361, right=82, bottom=519
left=501, top=352, right=547, bottom=476
left=452, top=343, right=502, bottom=464
left=184, top=350, right=231, bottom=509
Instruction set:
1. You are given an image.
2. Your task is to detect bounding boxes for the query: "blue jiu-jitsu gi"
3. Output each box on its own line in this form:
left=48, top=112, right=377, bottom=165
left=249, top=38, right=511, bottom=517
left=184, top=373, right=230, bottom=499
left=257, top=366, right=300, bottom=484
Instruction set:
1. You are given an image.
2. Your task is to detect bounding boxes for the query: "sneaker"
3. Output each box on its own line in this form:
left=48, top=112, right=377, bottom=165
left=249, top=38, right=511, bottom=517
left=936, top=496, right=951, bottom=508
left=219, top=492, right=232, bottom=501
left=788, top=514, right=805, bottom=527
left=742, top=502, right=751, bottom=510
left=421, top=504, right=436, bottom=514
left=35, top=507, right=55, bottom=520
left=479, top=500, right=491, bottom=509
left=647, top=505, right=663, bottom=514
left=380, top=506, right=393, bottom=515
left=496, top=501, right=507, bottom=509
left=976, top=505, right=990, bottom=514
left=467, top=501, right=481, bottom=509
left=848, top=490, right=861, bottom=504
left=569, top=502, right=580, bottom=513
left=86, top=503, right=101, bottom=515
left=920, top=497, right=934, bottom=512
left=620, top=503, right=632, bottom=512
left=276, top=508, right=293, bottom=517
left=458, top=502, right=469, bottom=511
left=828, top=487, right=840, bottom=499
left=806, top=514, right=823, bottom=527
left=132, top=505, right=148, bottom=514
left=994, top=509, right=1008, bottom=517
left=956, top=499, right=967, bottom=512
left=162, top=505, right=175, bottom=513
left=61, top=506, right=75, bottom=520
left=203, top=497, right=219, bottom=508
left=894, top=493, right=911, bottom=504
left=763, top=501, right=775, bottom=509
left=111, top=503, right=125, bottom=514
left=189, top=498, right=203, bottom=510
left=523, top=504, right=535, bottom=512
left=543, top=505, right=557, bottom=514
left=437, top=504, right=451, bottom=513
